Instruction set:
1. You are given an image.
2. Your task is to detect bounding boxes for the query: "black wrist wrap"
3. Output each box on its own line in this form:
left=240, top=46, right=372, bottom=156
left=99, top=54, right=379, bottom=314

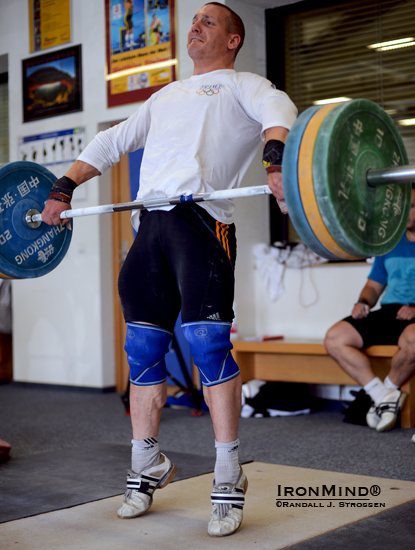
left=263, top=140, right=285, bottom=174
left=49, top=176, right=78, bottom=204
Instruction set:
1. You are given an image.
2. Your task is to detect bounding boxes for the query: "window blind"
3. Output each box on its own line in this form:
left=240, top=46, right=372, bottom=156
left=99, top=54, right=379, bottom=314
left=285, top=0, right=415, bottom=159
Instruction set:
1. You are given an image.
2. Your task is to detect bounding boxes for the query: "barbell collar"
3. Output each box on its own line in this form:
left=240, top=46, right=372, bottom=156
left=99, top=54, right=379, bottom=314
left=366, top=164, right=415, bottom=187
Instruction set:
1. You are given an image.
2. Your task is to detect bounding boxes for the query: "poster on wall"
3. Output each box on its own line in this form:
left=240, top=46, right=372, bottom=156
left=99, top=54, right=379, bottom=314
left=22, top=45, right=83, bottom=123
left=29, top=0, right=71, bottom=53
left=18, top=128, right=87, bottom=201
left=105, top=0, right=177, bottom=107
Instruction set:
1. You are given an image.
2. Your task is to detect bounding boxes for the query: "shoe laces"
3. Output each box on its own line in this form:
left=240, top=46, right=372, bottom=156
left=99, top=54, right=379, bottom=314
left=213, top=502, right=232, bottom=520
left=212, top=482, right=235, bottom=520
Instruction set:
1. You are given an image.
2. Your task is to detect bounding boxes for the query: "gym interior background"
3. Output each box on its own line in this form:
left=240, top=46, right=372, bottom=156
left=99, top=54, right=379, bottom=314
left=0, top=0, right=414, bottom=399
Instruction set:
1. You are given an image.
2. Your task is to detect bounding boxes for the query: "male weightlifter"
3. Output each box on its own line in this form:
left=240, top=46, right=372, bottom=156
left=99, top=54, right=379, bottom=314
left=41, top=2, right=297, bottom=536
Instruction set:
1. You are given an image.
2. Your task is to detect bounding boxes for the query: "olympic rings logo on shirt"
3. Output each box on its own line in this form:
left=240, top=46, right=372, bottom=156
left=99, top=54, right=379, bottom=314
left=197, top=87, right=221, bottom=96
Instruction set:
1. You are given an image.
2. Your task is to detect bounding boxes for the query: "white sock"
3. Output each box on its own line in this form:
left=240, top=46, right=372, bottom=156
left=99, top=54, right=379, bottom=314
left=214, top=439, right=240, bottom=486
left=131, top=437, right=160, bottom=474
left=364, top=377, right=390, bottom=405
left=384, top=375, right=400, bottom=391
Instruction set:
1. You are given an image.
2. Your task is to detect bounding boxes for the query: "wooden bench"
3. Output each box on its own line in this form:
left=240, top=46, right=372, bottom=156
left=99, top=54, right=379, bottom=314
left=231, top=339, right=415, bottom=428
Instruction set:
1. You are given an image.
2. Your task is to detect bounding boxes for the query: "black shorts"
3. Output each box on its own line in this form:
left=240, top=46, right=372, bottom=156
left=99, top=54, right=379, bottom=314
left=125, top=14, right=133, bottom=30
left=118, top=203, right=237, bottom=332
left=344, top=303, right=415, bottom=348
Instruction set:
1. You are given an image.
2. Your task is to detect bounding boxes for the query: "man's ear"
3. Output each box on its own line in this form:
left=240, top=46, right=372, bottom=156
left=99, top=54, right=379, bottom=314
left=228, top=34, right=241, bottom=52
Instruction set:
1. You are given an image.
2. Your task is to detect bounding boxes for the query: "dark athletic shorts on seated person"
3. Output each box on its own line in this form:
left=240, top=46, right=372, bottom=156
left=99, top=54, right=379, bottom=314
left=118, top=203, right=237, bottom=332
left=343, top=303, right=415, bottom=349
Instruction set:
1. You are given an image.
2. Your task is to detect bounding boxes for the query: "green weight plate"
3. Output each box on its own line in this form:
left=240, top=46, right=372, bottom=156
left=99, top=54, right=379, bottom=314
left=313, top=99, right=410, bottom=258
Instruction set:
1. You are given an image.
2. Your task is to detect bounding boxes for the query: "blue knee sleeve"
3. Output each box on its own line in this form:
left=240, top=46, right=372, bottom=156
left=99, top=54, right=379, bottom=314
left=181, top=321, right=240, bottom=387
left=125, top=323, right=172, bottom=386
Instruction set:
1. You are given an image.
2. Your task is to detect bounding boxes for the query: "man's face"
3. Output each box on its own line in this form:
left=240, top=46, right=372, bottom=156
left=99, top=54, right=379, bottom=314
left=187, top=4, right=232, bottom=62
left=406, top=189, right=415, bottom=231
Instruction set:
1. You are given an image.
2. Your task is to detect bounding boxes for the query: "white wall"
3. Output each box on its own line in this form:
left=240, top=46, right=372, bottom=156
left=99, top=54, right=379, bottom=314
left=1, top=0, right=370, bottom=389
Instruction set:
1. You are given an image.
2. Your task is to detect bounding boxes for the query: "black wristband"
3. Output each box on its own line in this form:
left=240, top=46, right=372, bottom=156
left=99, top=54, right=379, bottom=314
left=49, top=176, right=77, bottom=204
left=263, top=140, right=285, bottom=173
left=357, top=298, right=369, bottom=305
left=52, top=176, right=77, bottom=192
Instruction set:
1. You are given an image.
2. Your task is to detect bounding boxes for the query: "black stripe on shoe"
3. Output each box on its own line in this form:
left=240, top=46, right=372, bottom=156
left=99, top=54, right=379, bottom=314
left=211, top=495, right=245, bottom=505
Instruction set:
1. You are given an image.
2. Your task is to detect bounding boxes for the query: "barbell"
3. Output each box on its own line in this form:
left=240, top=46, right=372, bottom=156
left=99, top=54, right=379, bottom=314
left=0, top=98, right=414, bottom=279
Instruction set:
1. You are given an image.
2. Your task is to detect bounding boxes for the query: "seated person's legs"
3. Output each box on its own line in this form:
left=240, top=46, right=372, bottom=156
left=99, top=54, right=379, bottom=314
left=390, top=324, right=415, bottom=387
left=325, top=320, right=373, bottom=386
left=326, top=305, right=412, bottom=431
left=371, top=323, right=415, bottom=432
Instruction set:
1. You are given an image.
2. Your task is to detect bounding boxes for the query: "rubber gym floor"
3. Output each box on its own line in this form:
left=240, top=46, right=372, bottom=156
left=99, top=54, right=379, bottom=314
left=0, top=383, right=414, bottom=549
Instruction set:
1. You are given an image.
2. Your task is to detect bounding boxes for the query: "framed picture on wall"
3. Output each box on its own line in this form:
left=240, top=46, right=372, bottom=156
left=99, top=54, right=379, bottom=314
left=28, top=0, right=71, bottom=53
left=105, top=0, right=177, bottom=107
left=22, top=45, right=83, bottom=123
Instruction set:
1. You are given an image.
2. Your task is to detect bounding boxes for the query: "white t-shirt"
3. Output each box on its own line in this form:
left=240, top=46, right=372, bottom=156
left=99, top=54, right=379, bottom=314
left=78, top=69, right=297, bottom=231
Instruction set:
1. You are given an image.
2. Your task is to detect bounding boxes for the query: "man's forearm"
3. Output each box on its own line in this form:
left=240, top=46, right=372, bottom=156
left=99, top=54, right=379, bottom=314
left=65, top=160, right=101, bottom=186
left=357, top=288, right=380, bottom=308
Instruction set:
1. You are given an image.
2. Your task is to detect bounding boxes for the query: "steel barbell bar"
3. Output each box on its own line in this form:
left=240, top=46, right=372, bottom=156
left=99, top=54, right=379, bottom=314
left=25, top=164, right=415, bottom=229
left=25, top=184, right=274, bottom=227
left=366, top=165, right=415, bottom=187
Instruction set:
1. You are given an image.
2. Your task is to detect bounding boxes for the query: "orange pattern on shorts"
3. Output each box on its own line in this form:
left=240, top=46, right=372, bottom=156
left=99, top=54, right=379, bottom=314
left=216, top=221, right=230, bottom=258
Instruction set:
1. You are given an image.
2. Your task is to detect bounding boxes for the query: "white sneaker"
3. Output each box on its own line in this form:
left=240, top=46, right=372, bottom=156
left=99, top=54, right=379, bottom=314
left=375, top=390, right=407, bottom=432
left=117, top=453, right=178, bottom=518
left=366, top=404, right=381, bottom=429
left=208, top=466, right=248, bottom=537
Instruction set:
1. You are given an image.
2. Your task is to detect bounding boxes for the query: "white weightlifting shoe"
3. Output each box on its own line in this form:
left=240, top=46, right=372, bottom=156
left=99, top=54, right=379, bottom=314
left=208, top=466, right=248, bottom=537
left=375, top=390, right=407, bottom=432
left=117, top=453, right=178, bottom=519
left=366, top=403, right=381, bottom=429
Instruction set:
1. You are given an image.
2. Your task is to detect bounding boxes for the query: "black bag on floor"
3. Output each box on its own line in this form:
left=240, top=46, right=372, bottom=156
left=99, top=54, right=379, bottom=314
left=245, top=381, right=311, bottom=417
left=342, top=389, right=372, bottom=425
